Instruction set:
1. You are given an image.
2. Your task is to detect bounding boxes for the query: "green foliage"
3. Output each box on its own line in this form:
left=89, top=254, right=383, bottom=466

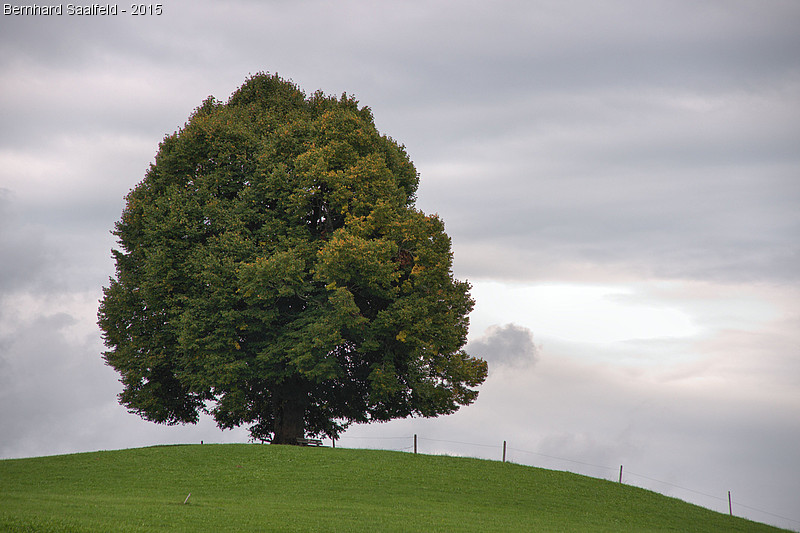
left=0, top=445, right=787, bottom=533
left=98, top=73, right=487, bottom=443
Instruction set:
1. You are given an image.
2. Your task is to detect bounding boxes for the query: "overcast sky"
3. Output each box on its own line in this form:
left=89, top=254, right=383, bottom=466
left=1, top=1, right=798, bottom=529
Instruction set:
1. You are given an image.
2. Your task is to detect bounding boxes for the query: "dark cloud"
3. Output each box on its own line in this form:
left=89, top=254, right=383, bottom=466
left=0, top=191, right=48, bottom=292
left=420, top=124, right=800, bottom=283
left=468, top=323, right=538, bottom=370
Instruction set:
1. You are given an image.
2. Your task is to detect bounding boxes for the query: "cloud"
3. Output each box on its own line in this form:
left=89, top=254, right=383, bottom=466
left=0, top=304, right=109, bottom=457
left=0, top=190, right=51, bottom=292
left=416, top=81, right=800, bottom=284
left=468, top=323, right=539, bottom=371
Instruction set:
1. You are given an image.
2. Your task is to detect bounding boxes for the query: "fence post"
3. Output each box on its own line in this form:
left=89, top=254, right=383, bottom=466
left=503, top=440, right=507, bottom=462
left=414, top=434, right=417, bottom=454
left=619, top=465, right=623, bottom=483
left=728, top=491, right=732, bottom=516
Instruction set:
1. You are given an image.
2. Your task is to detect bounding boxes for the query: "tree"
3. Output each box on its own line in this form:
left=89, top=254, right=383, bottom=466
left=98, top=73, right=487, bottom=445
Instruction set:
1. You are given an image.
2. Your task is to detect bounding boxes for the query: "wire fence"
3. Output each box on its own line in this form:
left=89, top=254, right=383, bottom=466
left=331, top=433, right=799, bottom=531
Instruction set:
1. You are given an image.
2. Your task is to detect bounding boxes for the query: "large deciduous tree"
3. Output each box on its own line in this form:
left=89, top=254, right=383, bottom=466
left=98, top=73, right=487, bottom=444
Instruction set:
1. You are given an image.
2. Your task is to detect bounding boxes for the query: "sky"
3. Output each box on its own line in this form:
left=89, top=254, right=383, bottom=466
left=1, top=0, right=798, bottom=529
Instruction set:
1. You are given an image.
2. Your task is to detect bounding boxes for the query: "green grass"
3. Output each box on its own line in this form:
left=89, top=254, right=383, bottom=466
left=0, top=444, right=788, bottom=532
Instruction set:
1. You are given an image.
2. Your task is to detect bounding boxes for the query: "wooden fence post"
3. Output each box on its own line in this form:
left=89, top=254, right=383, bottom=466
left=503, top=441, right=507, bottom=462
left=619, top=465, right=623, bottom=483
left=728, top=491, right=733, bottom=516
left=414, top=434, right=417, bottom=454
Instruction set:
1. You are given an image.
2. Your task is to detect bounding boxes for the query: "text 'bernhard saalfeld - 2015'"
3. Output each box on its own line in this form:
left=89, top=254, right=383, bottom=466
left=3, top=3, right=163, bottom=16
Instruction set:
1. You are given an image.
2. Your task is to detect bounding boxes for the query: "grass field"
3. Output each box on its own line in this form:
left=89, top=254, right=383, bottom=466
left=0, top=444, right=789, bottom=532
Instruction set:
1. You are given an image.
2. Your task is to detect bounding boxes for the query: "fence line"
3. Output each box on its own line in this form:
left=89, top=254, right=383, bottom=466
left=507, top=445, right=617, bottom=472
left=419, top=436, right=502, bottom=450
left=336, top=433, right=799, bottom=530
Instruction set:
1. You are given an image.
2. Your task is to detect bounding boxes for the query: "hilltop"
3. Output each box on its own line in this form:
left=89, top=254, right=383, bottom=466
left=0, top=444, right=788, bottom=532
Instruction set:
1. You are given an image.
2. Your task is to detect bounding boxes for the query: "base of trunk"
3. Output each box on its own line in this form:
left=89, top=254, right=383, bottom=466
left=271, top=384, right=307, bottom=445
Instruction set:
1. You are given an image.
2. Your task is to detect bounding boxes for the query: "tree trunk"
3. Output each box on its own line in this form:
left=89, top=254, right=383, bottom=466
left=271, top=379, right=308, bottom=445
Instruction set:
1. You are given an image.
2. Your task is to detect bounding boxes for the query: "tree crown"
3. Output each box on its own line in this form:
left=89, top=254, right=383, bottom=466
left=98, top=73, right=487, bottom=443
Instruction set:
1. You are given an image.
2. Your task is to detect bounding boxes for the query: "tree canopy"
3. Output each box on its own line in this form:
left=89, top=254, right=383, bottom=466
left=98, top=73, right=487, bottom=444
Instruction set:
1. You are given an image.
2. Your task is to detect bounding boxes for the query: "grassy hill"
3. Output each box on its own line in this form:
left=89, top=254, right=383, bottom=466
left=0, top=444, right=788, bottom=532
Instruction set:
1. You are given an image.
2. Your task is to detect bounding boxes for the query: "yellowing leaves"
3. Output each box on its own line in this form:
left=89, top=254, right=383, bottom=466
left=314, top=229, right=399, bottom=297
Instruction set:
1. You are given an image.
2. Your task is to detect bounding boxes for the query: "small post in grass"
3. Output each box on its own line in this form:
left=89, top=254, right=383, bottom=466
left=502, top=441, right=507, bottom=462
left=619, top=465, right=623, bottom=483
left=728, top=491, right=733, bottom=516
left=414, top=434, right=417, bottom=454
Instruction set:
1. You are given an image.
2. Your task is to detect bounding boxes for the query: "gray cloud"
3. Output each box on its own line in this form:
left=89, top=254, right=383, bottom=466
left=468, top=323, right=539, bottom=370
left=418, top=92, right=800, bottom=283
left=0, top=191, right=50, bottom=292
